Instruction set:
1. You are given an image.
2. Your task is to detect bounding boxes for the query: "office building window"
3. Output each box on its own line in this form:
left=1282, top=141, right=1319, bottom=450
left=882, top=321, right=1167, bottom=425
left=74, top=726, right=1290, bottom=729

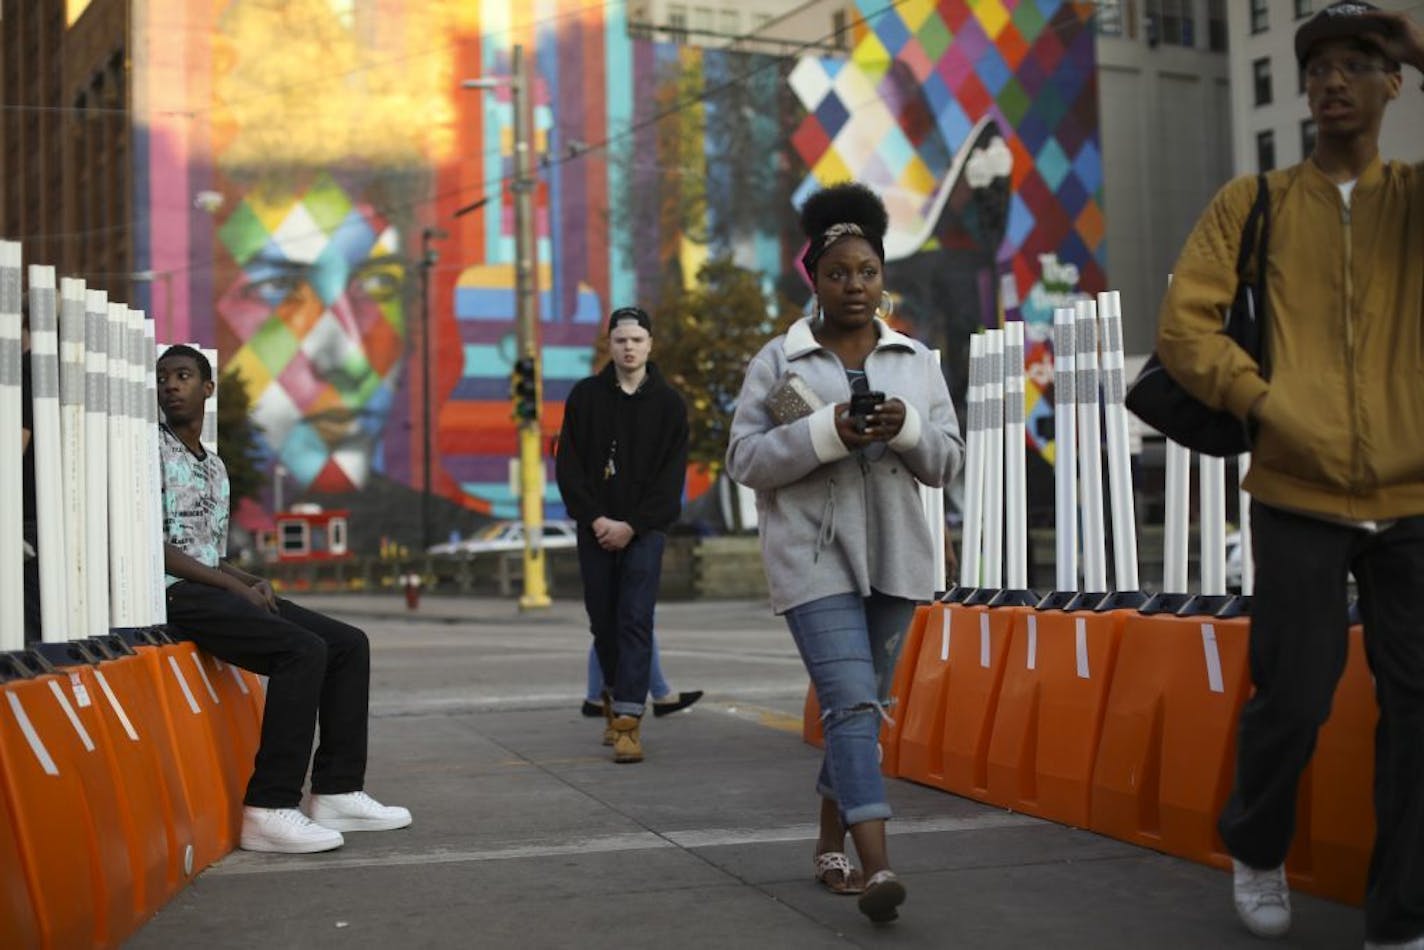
left=667, top=3, right=688, bottom=43
left=1251, top=0, right=1269, bottom=34
left=1295, top=1, right=1313, bottom=19
left=1159, top=0, right=1194, bottom=46
left=1098, top=0, right=1124, bottom=35
left=1253, top=57, right=1273, bottom=106
left=1208, top=0, right=1228, bottom=51
left=719, top=8, right=739, bottom=37
left=1257, top=130, right=1276, bottom=172
left=692, top=6, right=714, bottom=34
left=1301, top=119, right=1317, bottom=158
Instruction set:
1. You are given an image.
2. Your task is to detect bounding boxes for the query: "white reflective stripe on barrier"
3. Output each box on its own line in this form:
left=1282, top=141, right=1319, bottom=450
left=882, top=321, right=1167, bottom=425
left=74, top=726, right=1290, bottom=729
left=94, top=669, right=140, bottom=741
left=7, top=692, right=58, bottom=775
left=49, top=678, right=95, bottom=752
left=1200, top=623, right=1225, bottom=693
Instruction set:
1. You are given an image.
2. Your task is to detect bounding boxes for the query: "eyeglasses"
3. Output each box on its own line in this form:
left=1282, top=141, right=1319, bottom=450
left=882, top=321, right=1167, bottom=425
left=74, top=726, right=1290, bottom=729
left=1304, top=58, right=1391, bottom=82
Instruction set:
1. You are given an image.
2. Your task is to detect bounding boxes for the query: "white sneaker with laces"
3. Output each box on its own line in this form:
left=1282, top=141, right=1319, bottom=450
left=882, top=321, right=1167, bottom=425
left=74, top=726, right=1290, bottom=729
left=240, top=806, right=344, bottom=854
left=306, top=791, right=413, bottom=832
left=1232, top=859, right=1291, bottom=939
left=1364, top=937, right=1424, bottom=949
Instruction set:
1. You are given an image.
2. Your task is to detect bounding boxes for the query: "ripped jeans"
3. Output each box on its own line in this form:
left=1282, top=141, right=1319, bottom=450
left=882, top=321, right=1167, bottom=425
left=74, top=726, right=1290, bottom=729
left=784, top=590, right=916, bottom=826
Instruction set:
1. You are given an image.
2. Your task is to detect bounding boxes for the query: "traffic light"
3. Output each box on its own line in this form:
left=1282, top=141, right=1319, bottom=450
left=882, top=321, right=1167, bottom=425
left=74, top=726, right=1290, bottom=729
left=511, top=355, right=538, bottom=423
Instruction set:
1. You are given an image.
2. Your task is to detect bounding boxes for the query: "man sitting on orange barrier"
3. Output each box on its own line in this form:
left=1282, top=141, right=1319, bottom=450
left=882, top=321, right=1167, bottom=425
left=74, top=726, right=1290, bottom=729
left=157, top=345, right=411, bottom=853
left=1156, top=4, right=1424, bottom=945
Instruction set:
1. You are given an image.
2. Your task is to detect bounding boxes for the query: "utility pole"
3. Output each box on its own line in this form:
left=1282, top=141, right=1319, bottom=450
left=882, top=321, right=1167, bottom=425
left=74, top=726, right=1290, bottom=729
left=510, top=44, right=551, bottom=609
left=462, top=44, right=550, bottom=609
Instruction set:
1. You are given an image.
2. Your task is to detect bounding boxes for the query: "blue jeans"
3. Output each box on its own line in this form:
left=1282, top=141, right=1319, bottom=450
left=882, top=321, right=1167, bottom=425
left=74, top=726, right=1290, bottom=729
left=577, top=527, right=666, bottom=718
left=785, top=590, right=916, bottom=826
left=586, top=632, right=671, bottom=702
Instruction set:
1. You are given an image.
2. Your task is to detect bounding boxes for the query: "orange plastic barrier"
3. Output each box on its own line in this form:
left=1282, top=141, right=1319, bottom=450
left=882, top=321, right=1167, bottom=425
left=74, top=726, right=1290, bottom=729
left=0, top=673, right=129, bottom=946
left=73, top=655, right=196, bottom=922
left=984, top=608, right=1129, bottom=826
left=1088, top=614, right=1252, bottom=868
left=1287, top=623, right=1375, bottom=905
left=938, top=604, right=1025, bottom=798
left=802, top=687, right=823, bottom=748
left=132, top=642, right=241, bottom=873
left=895, top=602, right=963, bottom=790
left=0, top=756, right=41, bottom=948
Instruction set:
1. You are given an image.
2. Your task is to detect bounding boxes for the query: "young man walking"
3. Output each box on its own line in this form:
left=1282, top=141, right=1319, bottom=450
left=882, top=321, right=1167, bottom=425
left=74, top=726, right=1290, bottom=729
left=1155, top=5, right=1424, bottom=945
left=157, top=345, right=411, bottom=853
left=555, top=307, right=689, bottom=763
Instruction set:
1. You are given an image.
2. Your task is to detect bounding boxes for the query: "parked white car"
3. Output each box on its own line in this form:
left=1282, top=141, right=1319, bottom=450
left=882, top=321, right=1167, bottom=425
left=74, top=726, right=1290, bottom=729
left=430, top=520, right=578, bottom=557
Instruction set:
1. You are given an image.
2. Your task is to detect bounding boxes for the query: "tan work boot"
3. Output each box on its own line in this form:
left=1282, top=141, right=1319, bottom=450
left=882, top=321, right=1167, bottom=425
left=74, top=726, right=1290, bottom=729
left=611, top=715, right=643, bottom=763
left=601, top=692, right=615, bottom=746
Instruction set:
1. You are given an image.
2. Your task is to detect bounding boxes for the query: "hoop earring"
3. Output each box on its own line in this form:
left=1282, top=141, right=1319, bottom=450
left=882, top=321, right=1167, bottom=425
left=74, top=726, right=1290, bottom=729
left=876, top=292, right=894, bottom=321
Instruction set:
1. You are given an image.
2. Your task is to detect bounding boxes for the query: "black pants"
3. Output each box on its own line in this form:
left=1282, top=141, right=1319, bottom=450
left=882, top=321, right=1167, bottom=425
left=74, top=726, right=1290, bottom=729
left=576, top=527, right=665, bottom=718
left=1219, top=502, right=1424, bottom=942
left=165, top=581, right=370, bottom=809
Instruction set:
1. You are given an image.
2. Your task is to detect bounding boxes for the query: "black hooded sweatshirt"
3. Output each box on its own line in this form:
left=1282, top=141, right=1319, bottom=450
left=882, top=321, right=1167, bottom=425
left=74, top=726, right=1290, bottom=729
left=555, top=361, right=689, bottom=534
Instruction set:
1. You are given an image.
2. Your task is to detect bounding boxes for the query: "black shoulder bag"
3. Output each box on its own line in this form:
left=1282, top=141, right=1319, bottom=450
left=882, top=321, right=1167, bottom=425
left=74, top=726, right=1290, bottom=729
left=1124, top=173, right=1270, bottom=457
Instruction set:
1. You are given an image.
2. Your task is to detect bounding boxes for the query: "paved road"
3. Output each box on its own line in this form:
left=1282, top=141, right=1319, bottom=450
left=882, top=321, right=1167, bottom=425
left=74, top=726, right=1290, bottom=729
left=130, top=595, right=1361, bottom=949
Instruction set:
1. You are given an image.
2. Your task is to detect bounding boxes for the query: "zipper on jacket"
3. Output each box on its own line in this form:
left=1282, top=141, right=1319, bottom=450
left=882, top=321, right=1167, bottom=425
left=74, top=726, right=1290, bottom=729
left=1343, top=200, right=1360, bottom=491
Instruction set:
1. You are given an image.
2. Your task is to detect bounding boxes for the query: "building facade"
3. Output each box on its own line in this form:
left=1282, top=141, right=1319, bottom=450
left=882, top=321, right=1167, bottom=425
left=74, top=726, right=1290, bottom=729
left=1227, top=0, right=1424, bottom=177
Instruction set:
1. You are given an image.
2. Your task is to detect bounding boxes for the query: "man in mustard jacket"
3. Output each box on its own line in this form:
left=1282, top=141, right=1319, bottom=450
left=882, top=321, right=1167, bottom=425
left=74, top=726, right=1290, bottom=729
left=1156, top=4, right=1424, bottom=945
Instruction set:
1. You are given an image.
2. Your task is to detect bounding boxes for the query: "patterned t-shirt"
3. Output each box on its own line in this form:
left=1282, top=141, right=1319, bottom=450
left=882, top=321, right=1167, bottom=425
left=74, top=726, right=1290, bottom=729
left=159, top=424, right=230, bottom=586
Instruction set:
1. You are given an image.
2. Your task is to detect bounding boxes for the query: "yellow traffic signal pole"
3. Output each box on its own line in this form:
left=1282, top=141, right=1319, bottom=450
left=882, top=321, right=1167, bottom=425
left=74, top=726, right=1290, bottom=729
left=510, top=44, right=551, bottom=609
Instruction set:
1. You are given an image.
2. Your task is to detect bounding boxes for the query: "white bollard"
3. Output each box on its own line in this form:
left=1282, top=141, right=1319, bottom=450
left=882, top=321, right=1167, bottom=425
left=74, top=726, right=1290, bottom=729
left=143, top=320, right=167, bottom=624
left=1097, top=291, right=1140, bottom=593
left=958, top=334, right=986, bottom=590
left=981, top=329, right=1005, bottom=591
left=1074, top=299, right=1107, bottom=593
left=1163, top=443, right=1192, bottom=593
left=1052, top=307, right=1077, bottom=594
left=1003, top=322, right=1028, bottom=591
left=1237, top=453, right=1254, bottom=596
left=0, top=241, right=22, bottom=651
left=125, top=309, right=152, bottom=624
left=107, top=302, right=134, bottom=625
left=200, top=347, right=218, bottom=453
left=84, top=290, right=111, bottom=635
left=58, top=278, right=89, bottom=638
left=27, top=267, right=69, bottom=643
left=1199, top=455, right=1228, bottom=596
left=921, top=348, right=947, bottom=592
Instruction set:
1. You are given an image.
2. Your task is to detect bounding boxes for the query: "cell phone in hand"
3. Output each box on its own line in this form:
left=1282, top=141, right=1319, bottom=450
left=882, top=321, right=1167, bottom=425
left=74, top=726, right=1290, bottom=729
left=849, top=390, right=884, bottom=432
left=849, top=390, right=885, bottom=418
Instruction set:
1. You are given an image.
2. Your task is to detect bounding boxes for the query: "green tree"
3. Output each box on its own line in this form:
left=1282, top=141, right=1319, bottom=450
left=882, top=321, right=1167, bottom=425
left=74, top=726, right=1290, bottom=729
left=216, top=367, right=264, bottom=504
left=646, top=256, right=796, bottom=468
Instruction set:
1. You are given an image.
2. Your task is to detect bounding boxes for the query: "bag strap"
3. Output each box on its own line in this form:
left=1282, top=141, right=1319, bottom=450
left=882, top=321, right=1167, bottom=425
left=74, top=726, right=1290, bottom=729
left=1234, top=172, right=1270, bottom=281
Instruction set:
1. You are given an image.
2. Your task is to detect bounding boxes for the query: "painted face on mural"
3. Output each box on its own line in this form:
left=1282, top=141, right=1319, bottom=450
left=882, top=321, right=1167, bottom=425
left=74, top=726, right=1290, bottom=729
left=217, top=173, right=408, bottom=493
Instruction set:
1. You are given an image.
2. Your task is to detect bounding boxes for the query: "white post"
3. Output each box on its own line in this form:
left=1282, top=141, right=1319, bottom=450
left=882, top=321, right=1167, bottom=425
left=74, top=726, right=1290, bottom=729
left=200, top=347, right=218, bottom=454
left=1163, top=443, right=1192, bottom=592
left=921, top=348, right=947, bottom=590
left=1097, top=291, right=1139, bottom=592
left=28, top=267, right=69, bottom=642
left=107, top=301, right=133, bottom=625
left=126, top=309, right=151, bottom=623
left=58, top=278, right=88, bottom=637
left=959, top=334, right=985, bottom=588
left=1052, top=307, right=1077, bottom=592
left=143, top=319, right=166, bottom=624
left=981, top=328, right=1005, bottom=590
left=0, top=241, right=22, bottom=651
left=1075, top=299, right=1107, bottom=592
left=84, top=291, right=111, bottom=635
left=1237, top=453, right=1254, bottom=595
left=1003, top=322, right=1028, bottom=589
left=1200, top=455, right=1227, bottom=596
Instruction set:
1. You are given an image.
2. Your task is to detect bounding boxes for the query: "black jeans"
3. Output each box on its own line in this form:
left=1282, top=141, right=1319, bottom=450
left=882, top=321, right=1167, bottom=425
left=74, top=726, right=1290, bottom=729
left=164, top=581, right=370, bottom=809
left=1219, top=502, right=1424, bottom=942
left=576, top=527, right=665, bottom=718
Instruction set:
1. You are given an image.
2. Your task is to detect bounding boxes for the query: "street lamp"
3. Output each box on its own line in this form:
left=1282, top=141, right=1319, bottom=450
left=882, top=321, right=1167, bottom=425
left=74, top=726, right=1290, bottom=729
left=463, top=44, right=551, bottom=610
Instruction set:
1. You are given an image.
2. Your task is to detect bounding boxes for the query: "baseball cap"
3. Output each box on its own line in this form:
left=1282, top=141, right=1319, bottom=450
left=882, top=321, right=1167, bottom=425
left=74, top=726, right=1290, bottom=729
left=1295, top=1, right=1398, bottom=66
left=608, top=306, right=652, bottom=334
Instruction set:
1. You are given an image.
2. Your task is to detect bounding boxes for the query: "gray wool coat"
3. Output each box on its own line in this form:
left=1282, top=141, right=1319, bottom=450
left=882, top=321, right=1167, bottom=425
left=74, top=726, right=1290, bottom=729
left=726, top=317, right=964, bottom=614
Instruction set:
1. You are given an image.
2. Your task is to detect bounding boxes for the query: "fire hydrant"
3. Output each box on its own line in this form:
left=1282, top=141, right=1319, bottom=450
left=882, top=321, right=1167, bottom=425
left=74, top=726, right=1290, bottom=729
left=400, top=572, right=422, bottom=611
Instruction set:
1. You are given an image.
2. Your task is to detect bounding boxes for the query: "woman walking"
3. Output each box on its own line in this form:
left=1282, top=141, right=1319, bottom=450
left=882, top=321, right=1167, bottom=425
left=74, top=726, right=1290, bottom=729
left=726, top=182, right=963, bottom=923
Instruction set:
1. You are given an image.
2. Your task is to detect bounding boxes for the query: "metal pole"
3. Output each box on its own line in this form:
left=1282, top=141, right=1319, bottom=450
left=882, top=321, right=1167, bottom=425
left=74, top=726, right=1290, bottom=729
left=419, top=230, right=433, bottom=552
left=511, top=44, right=550, bottom=609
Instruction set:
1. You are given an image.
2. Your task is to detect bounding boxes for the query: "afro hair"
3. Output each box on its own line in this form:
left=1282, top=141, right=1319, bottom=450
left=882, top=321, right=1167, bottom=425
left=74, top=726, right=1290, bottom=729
left=798, top=182, right=889, bottom=243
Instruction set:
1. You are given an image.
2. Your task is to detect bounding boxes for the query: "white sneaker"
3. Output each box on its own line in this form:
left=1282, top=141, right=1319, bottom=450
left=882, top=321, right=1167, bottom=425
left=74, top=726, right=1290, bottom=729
left=240, top=806, right=344, bottom=854
left=1232, top=859, right=1291, bottom=939
left=306, top=791, right=412, bottom=832
left=1365, top=938, right=1424, bottom=949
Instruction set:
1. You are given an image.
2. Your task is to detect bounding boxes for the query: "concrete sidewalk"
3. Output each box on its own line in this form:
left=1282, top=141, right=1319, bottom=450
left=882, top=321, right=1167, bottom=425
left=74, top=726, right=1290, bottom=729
left=130, top=595, right=1362, bottom=949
